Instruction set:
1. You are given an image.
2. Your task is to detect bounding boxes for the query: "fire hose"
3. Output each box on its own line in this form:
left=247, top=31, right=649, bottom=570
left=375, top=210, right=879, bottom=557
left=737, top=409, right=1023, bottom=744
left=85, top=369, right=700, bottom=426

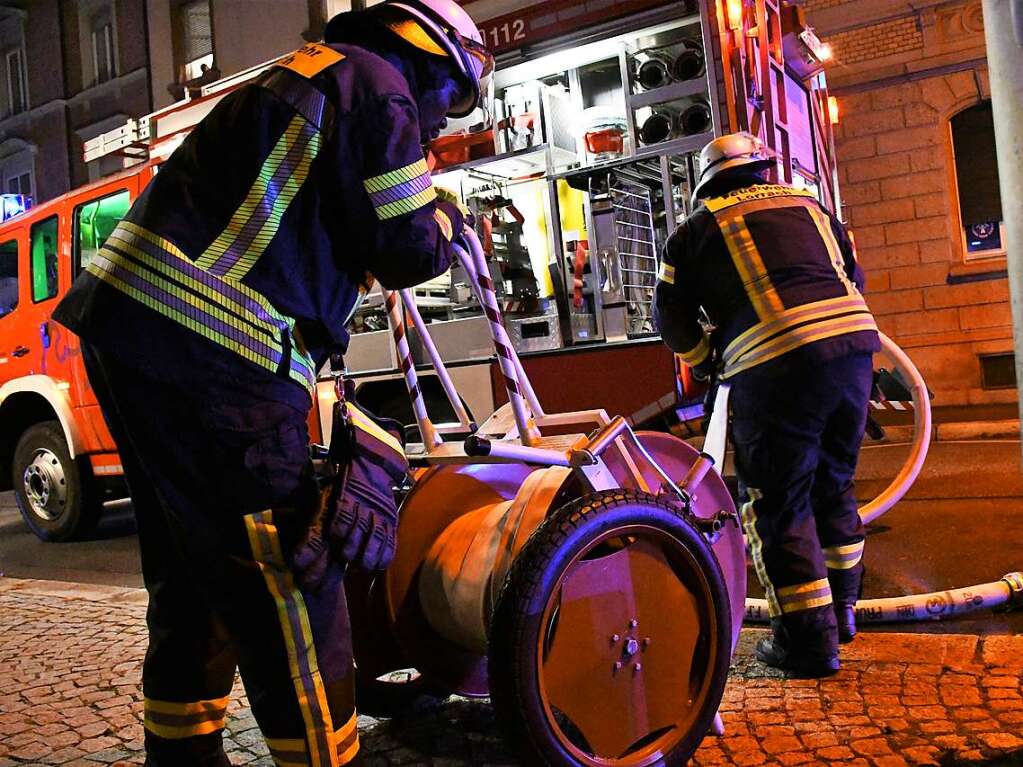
left=742, top=334, right=1023, bottom=624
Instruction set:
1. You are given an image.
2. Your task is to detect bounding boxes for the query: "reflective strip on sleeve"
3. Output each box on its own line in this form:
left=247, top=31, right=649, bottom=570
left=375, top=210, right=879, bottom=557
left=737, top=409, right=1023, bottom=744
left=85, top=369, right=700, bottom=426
left=824, top=540, right=865, bottom=570
left=363, top=159, right=438, bottom=221
left=197, top=114, right=323, bottom=280
left=144, top=696, right=230, bottom=740
left=657, top=262, right=676, bottom=285
left=246, top=511, right=339, bottom=767
left=718, top=216, right=785, bottom=321
left=678, top=336, right=710, bottom=367
left=434, top=207, right=454, bottom=242
left=776, top=578, right=834, bottom=614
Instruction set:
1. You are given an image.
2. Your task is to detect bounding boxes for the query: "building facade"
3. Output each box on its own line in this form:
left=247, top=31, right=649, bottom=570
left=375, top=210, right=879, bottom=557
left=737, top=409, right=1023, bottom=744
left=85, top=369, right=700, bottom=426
left=801, top=0, right=1012, bottom=406
left=0, top=0, right=150, bottom=204
left=145, top=0, right=351, bottom=112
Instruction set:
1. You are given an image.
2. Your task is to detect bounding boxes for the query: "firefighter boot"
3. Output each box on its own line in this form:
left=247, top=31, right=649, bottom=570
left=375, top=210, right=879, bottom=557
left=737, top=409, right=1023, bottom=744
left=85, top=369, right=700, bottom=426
left=836, top=604, right=857, bottom=644
left=755, top=618, right=840, bottom=678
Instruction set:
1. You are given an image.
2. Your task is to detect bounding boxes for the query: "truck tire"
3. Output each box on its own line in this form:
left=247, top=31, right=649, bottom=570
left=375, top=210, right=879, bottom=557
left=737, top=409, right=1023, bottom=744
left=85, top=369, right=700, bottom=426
left=13, top=421, right=101, bottom=542
left=489, top=490, right=732, bottom=767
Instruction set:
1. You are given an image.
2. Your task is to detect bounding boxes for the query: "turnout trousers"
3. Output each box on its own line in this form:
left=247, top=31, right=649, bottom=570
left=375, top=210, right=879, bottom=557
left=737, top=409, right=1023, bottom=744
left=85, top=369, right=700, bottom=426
left=730, top=353, right=872, bottom=655
left=83, top=345, right=362, bottom=767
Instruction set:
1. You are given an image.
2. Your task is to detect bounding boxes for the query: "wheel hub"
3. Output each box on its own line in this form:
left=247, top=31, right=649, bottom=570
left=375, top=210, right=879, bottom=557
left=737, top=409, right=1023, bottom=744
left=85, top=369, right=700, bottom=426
left=23, top=448, right=67, bottom=521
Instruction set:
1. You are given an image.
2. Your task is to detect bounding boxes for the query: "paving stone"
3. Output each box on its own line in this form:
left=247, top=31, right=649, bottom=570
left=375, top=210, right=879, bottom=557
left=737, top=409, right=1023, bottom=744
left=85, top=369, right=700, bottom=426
left=4, top=584, right=1023, bottom=766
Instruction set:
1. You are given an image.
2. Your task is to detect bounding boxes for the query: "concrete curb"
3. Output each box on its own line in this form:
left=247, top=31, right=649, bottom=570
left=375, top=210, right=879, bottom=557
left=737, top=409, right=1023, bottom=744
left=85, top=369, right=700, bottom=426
left=0, top=575, right=148, bottom=604
left=682, top=420, right=1020, bottom=450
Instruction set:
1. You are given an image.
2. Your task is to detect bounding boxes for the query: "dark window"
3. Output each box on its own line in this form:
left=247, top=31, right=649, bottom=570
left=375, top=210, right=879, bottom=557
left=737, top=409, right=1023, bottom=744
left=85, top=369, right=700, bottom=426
left=7, top=172, right=30, bottom=197
left=173, top=0, right=213, bottom=81
left=980, top=353, right=1016, bottom=390
left=74, top=190, right=130, bottom=272
left=952, top=101, right=1004, bottom=260
left=92, top=19, right=115, bottom=84
left=30, top=216, right=58, bottom=302
left=6, top=48, right=26, bottom=115
left=0, top=239, right=18, bottom=318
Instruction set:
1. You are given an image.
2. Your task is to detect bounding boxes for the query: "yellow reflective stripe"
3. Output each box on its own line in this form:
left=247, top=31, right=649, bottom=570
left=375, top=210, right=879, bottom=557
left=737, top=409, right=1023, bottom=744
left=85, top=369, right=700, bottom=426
left=346, top=404, right=405, bottom=458
left=777, top=578, right=830, bottom=597
left=338, top=737, right=360, bottom=765
left=777, top=578, right=833, bottom=614
left=704, top=184, right=816, bottom=213
left=224, top=131, right=323, bottom=280
left=105, top=231, right=282, bottom=341
left=86, top=260, right=280, bottom=376
left=824, top=540, right=865, bottom=570
left=719, top=216, right=784, bottom=321
left=804, top=204, right=858, bottom=295
left=375, top=187, right=437, bottom=220
left=678, top=336, right=710, bottom=367
left=363, top=158, right=430, bottom=194
left=198, top=117, right=308, bottom=270
left=246, top=512, right=338, bottom=767
left=144, top=717, right=226, bottom=740
left=144, top=697, right=230, bottom=716
left=723, top=294, right=869, bottom=367
left=657, top=262, right=676, bottom=285
left=332, top=712, right=358, bottom=744
left=740, top=491, right=780, bottom=617
left=724, top=313, right=878, bottom=379
left=434, top=207, right=454, bottom=241
left=780, top=594, right=834, bottom=613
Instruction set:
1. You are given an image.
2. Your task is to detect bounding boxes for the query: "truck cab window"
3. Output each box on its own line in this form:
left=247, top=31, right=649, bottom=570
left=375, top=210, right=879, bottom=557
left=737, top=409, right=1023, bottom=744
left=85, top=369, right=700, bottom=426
left=0, top=239, right=17, bottom=318
left=75, top=190, right=130, bottom=272
left=30, top=216, right=58, bottom=303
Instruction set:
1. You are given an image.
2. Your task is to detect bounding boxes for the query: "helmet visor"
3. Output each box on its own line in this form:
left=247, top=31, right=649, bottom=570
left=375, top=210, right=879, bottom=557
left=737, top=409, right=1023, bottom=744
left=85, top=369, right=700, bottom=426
left=448, top=33, right=495, bottom=116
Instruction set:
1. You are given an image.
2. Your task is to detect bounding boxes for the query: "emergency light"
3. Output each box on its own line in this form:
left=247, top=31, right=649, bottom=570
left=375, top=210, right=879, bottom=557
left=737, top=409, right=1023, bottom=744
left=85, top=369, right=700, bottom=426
left=0, top=194, right=31, bottom=221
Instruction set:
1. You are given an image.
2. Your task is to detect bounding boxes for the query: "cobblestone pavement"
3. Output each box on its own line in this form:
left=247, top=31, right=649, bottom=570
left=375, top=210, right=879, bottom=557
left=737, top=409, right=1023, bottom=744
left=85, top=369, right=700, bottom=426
left=2, top=579, right=1022, bottom=767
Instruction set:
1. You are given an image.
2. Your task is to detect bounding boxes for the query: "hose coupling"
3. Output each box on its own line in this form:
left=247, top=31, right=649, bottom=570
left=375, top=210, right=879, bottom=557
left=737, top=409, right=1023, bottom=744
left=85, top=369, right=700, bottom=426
left=1002, top=572, right=1023, bottom=608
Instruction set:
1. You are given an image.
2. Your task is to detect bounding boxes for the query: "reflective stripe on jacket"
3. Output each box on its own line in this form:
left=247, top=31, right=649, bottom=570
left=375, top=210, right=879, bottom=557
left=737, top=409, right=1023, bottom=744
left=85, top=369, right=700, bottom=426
left=54, top=42, right=463, bottom=401
left=654, top=181, right=880, bottom=379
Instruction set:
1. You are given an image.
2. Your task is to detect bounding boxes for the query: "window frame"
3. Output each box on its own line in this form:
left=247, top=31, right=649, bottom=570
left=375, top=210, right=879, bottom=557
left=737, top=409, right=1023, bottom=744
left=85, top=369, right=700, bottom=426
left=29, top=215, right=59, bottom=304
left=72, top=188, right=131, bottom=275
left=0, top=237, right=20, bottom=320
left=5, top=47, right=26, bottom=115
left=948, top=99, right=1005, bottom=264
left=91, top=18, right=116, bottom=85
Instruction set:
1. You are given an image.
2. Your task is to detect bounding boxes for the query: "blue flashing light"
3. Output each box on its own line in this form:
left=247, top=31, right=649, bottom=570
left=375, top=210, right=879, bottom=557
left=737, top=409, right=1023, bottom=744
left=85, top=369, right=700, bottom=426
left=0, top=194, right=31, bottom=222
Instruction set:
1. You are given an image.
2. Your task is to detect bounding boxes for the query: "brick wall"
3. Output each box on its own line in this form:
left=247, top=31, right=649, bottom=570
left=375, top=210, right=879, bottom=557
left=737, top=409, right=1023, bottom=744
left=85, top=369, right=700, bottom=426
left=828, top=17, right=924, bottom=65
left=832, top=71, right=1014, bottom=405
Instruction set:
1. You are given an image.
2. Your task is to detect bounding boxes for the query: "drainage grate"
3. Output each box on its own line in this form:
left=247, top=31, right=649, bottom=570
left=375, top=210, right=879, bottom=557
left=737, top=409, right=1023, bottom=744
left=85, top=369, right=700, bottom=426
left=980, top=353, right=1017, bottom=390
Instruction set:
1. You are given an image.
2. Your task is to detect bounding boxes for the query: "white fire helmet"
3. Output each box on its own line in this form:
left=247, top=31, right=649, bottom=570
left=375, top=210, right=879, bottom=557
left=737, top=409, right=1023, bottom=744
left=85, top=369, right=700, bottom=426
left=693, top=132, right=775, bottom=199
left=380, top=0, right=495, bottom=118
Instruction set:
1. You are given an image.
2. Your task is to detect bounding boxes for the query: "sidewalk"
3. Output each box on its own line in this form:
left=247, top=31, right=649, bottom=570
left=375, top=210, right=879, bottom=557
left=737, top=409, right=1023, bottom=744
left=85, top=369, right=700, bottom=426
left=1, top=578, right=1022, bottom=767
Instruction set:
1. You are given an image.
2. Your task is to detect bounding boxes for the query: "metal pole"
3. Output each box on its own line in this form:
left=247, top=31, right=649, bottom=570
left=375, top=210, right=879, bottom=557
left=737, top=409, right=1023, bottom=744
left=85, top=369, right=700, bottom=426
left=981, top=0, right=1023, bottom=456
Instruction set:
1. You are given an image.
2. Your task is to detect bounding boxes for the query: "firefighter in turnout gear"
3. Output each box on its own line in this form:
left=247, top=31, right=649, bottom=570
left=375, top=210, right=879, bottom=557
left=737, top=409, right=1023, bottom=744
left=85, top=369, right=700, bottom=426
left=53, top=2, right=493, bottom=765
left=654, top=132, right=881, bottom=678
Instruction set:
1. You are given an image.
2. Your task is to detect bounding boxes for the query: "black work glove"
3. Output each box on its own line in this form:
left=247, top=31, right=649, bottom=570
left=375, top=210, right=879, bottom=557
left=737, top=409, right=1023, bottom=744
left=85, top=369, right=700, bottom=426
left=327, top=469, right=399, bottom=573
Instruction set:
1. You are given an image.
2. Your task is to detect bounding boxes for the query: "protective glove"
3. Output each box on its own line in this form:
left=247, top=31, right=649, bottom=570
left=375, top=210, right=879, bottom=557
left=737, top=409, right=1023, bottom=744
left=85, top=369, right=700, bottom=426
left=327, top=469, right=399, bottom=573
left=436, top=187, right=476, bottom=230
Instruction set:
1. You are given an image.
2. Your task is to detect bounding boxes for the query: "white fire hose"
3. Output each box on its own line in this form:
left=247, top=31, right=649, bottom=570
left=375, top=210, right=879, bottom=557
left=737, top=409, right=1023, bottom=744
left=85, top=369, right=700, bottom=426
left=742, top=335, right=1023, bottom=625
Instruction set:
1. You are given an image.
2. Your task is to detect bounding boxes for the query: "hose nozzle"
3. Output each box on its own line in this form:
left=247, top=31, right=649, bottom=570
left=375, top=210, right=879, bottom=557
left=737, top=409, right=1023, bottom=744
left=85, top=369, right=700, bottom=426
left=1002, top=572, right=1023, bottom=608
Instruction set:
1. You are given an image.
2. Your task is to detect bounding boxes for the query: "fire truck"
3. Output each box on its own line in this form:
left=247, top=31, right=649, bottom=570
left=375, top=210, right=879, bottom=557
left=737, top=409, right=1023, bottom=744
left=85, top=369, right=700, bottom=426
left=0, top=0, right=838, bottom=541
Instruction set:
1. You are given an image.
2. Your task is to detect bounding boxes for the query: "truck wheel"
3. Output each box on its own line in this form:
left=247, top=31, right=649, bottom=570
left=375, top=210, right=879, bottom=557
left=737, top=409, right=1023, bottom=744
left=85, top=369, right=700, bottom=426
left=13, top=421, right=100, bottom=542
left=489, top=490, right=732, bottom=767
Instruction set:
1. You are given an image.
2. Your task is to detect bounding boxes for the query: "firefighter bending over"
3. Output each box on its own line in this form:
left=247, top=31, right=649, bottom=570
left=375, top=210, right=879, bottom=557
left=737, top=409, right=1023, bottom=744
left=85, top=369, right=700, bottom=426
left=655, top=133, right=880, bottom=678
left=53, top=2, right=493, bottom=765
